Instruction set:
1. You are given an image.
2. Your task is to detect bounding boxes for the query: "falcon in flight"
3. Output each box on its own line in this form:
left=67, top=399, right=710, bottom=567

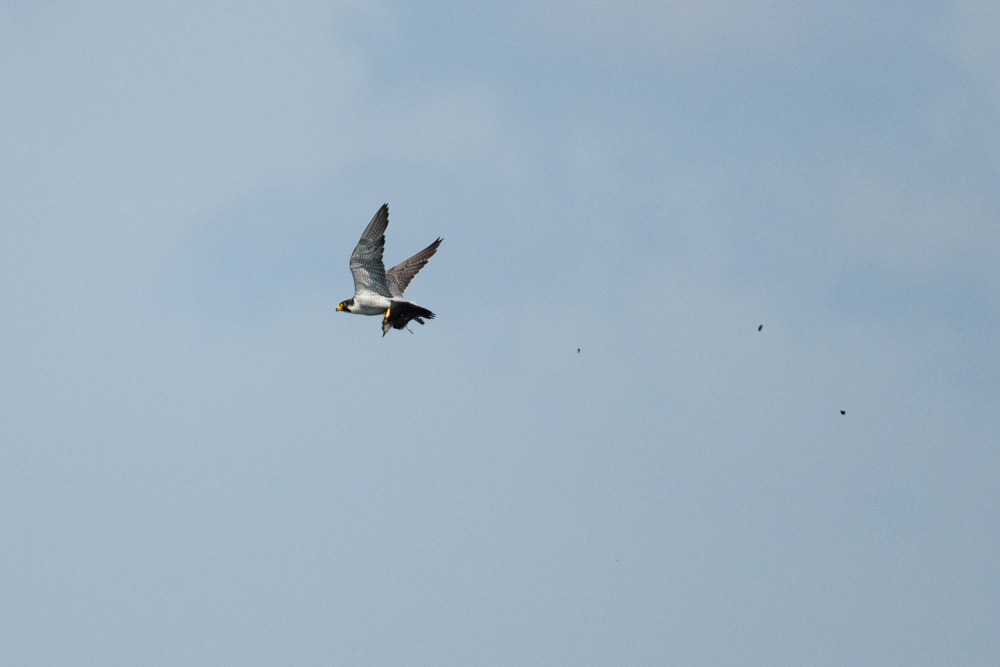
left=336, top=204, right=442, bottom=336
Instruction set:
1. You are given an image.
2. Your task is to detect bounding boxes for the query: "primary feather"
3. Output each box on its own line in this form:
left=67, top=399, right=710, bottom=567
left=349, top=204, right=391, bottom=298
left=386, top=238, right=442, bottom=298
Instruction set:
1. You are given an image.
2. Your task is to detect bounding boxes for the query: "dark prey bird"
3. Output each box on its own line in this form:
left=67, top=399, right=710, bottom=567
left=336, top=204, right=442, bottom=336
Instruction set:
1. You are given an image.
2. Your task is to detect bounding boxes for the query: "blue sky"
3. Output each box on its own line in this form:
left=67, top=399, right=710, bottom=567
left=1, top=1, right=998, bottom=664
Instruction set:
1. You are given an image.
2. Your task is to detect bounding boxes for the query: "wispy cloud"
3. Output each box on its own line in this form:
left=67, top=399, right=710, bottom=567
left=524, top=0, right=803, bottom=57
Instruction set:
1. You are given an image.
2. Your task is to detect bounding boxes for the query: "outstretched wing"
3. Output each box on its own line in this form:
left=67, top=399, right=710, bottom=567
left=386, top=237, right=442, bottom=298
left=349, top=204, right=391, bottom=297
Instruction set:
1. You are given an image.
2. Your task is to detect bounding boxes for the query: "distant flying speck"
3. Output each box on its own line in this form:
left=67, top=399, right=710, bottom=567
left=758, top=324, right=763, bottom=331
left=840, top=410, right=846, bottom=415
left=577, top=348, right=580, bottom=353
left=335, top=204, right=442, bottom=337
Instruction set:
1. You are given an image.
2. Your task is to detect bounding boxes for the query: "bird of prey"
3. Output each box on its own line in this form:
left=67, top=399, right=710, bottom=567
left=336, top=204, right=442, bottom=336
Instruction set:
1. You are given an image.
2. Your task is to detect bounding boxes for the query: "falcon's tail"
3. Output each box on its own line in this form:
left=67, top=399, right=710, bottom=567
left=382, top=301, right=436, bottom=336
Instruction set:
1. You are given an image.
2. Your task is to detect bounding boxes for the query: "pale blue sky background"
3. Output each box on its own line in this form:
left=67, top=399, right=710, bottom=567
left=1, top=1, right=998, bottom=664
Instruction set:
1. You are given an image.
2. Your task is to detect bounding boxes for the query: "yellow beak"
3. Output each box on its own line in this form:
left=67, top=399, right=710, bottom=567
left=336, top=303, right=344, bottom=311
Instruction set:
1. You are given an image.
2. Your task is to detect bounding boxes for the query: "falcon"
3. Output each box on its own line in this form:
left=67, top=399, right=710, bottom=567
left=336, top=204, right=442, bottom=336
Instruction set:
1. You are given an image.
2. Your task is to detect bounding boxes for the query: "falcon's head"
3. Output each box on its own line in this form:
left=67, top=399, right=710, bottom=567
left=336, top=299, right=354, bottom=312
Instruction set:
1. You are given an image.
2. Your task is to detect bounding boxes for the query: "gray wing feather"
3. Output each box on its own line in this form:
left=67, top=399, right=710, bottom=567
left=349, top=204, right=391, bottom=297
left=386, top=238, right=442, bottom=298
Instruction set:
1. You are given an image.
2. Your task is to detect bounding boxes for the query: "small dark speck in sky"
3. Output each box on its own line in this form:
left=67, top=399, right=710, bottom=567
left=758, top=324, right=763, bottom=331
left=840, top=410, right=846, bottom=415
left=577, top=348, right=580, bottom=353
